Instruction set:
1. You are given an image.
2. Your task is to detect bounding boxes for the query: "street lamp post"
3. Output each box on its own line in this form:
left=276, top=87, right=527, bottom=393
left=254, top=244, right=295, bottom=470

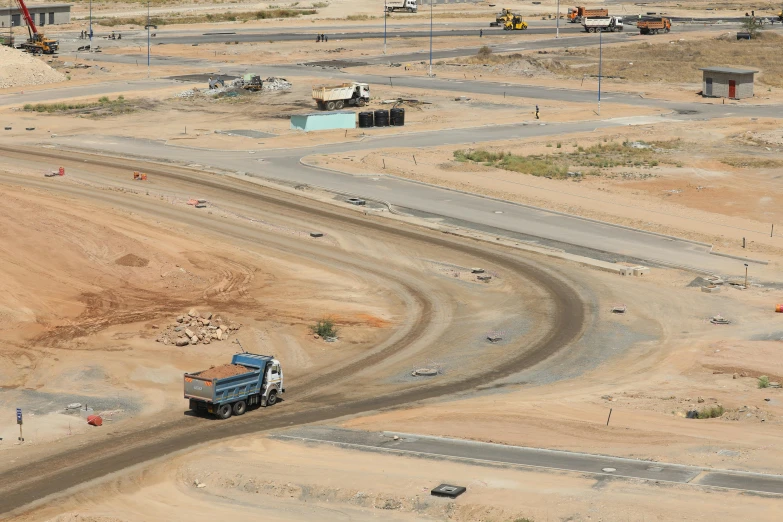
left=147, top=0, right=150, bottom=77
left=556, top=0, right=560, bottom=38
left=383, top=0, right=387, bottom=54
left=597, top=28, right=602, bottom=115
left=428, top=0, right=433, bottom=76
left=744, top=263, right=749, bottom=289
left=89, top=0, right=92, bottom=42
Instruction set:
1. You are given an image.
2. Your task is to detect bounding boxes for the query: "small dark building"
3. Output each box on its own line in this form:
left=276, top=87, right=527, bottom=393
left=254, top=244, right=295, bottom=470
left=699, top=66, right=758, bottom=100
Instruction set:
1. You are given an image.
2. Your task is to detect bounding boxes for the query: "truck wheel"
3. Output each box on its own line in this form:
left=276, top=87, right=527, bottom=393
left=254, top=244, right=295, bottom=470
left=335, top=100, right=345, bottom=109
left=357, top=98, right=366, bottom=107
left=233, top=400, right=247, bottom=416
left=266, top=390, right=278, bottom=406
left=326, top=101, right=336, bottom=111
left=217, top=403, right=232, bottom=419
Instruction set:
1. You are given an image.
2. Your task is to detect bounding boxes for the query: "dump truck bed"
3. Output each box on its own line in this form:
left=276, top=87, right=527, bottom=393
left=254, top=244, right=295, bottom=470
left=312, top=84, right=356, bottom=101
left=184, top=354, right=273, bottom=404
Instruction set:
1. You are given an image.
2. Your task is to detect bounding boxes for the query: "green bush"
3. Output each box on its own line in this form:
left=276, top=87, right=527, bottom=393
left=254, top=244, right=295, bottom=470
left=759, top=375, right=770, bottom=388
left=310, top=318, right=338, bottom=338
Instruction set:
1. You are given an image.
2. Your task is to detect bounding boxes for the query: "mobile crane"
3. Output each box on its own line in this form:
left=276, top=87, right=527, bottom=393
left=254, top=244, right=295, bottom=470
left=13, top=0, right=59, bottom=54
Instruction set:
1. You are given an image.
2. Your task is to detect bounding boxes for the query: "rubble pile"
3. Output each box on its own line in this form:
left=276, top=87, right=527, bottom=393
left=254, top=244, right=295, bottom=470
left=262, top=77, right=292, bottom=90
left=155, top=309, right=242, bottom=346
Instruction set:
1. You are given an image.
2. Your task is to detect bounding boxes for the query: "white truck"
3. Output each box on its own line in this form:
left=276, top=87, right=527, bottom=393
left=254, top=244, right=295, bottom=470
left=386, top=0, right=417, bottom=12
left=312, top=82, right=370, bottom=110
left=582, top=16, right=623, bottom=32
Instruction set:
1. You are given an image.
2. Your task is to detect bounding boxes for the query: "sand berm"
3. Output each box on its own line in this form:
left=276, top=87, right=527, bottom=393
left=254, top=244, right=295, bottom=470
left=0, top=46, right=65, bottom=89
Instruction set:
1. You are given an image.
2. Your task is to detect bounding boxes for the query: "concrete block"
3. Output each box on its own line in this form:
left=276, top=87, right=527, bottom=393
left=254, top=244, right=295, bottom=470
left=618, top=267, right=634, bottom=276
left=702, top=285, right=721, bottom=293
left=633, top=266, right=650, bottom=276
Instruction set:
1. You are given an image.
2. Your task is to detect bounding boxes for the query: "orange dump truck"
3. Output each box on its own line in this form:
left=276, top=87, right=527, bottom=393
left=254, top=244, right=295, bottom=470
left=637, top=17, right=671, bottom=34
left=568, top=6, right=609, bottom=23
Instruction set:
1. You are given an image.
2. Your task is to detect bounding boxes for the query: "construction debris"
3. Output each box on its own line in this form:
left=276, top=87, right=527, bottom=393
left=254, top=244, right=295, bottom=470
left=486, top=332, right=503, bottom=343
left=155, top=310, right=241, bottom=346
left=611, top=305, right=627, bottom=314
left=710, top=314, right=731, bottom=325
left=412, top=368, right=438, bottom=376
left=263, top=77, right=292, bottom=90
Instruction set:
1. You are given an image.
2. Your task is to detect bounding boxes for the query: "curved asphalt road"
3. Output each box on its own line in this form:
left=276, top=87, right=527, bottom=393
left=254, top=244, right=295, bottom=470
left=42, top=114, right=762, bottom=276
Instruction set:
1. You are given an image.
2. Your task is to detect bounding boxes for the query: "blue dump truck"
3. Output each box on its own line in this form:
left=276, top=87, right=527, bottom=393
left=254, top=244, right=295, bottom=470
left=184, top=353, right=284, bottom=419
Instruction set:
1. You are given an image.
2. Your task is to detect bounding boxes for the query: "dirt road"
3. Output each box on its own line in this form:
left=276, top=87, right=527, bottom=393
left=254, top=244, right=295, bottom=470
left=0, top=148, right=586, bottom=517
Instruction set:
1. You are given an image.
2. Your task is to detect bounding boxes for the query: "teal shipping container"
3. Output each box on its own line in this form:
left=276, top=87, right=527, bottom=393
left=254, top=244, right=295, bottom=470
left=291, top=111, right=356, bottom=132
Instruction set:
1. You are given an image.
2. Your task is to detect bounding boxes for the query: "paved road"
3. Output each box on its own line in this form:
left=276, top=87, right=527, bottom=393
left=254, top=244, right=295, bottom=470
left=44, top=115, right=758, bottom=276
left=275, top=426, right=783, bottom=495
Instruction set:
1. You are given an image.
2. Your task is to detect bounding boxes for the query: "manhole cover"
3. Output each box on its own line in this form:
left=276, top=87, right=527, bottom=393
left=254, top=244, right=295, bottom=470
left=602, top=467, right=616, bottom=473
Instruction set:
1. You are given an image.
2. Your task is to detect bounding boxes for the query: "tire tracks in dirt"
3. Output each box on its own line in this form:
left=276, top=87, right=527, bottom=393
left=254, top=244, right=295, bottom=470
left=0, top=147, right=587, bottom=517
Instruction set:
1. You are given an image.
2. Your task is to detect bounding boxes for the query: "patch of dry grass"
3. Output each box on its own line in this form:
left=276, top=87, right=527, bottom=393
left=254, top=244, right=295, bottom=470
left=720, top=156, right=783, bottom=168
left=539, top=32, right=783, bottom=86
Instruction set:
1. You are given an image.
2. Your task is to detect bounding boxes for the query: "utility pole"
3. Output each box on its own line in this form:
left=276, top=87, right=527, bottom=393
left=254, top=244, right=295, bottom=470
left=429, top=0, right=433, bottom=76
left=147, top=0, right=150, bottom=77
left=556, top=0, right=560, bottom=38
left=89, top=0, right=92, bottom=42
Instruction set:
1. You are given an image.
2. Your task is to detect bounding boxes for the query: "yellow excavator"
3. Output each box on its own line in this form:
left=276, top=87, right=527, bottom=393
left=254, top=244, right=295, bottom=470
left=504, top=15, right=528, bottom=30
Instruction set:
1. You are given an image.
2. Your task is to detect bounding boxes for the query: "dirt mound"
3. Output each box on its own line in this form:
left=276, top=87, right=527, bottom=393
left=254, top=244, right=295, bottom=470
left=115, top=253, right=149, bottom=267
left=0, top=46, right=66, bottom=89
left=197, top=364, right=252, bottom=379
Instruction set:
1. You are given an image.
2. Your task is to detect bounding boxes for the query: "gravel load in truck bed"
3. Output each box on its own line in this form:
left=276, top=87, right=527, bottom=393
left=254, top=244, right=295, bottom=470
left=196, top=364, right=252, bottom=380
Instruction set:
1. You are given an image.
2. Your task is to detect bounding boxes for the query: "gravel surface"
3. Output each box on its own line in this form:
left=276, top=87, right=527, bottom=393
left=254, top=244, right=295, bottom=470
left=196, top=364, right=252, bottom=380
left=0, top=46, right=65, bottom=89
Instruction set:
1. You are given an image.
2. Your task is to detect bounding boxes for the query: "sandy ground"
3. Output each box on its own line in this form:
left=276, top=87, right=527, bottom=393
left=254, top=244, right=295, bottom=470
left=0, top=176, right=402, bottom=448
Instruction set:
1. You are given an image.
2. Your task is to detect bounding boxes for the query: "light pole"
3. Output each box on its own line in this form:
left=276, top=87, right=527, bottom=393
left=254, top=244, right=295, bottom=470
left=428, top=0, right=433, bottom=76
left=597, top=28, right=602, bottom=115
left=147, top=0, right=150, bottom=77
left=744, top=263, right=749, bottom=289
left=383, top=0, right=387, bottom=54
left=89, top=0, right=92, bottom=42
left=556, top=0, right=560, bottom=38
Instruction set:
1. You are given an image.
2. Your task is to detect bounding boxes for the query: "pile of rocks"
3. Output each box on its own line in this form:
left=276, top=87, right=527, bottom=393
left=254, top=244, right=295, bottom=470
left=155, top=309, right=241, bottom=346
left=263, top=77, right=292, bottom=90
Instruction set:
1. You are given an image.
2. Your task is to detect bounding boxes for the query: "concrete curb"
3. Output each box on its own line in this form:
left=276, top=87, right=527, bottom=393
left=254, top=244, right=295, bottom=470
left=709, top=249, right=769, bottom=265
